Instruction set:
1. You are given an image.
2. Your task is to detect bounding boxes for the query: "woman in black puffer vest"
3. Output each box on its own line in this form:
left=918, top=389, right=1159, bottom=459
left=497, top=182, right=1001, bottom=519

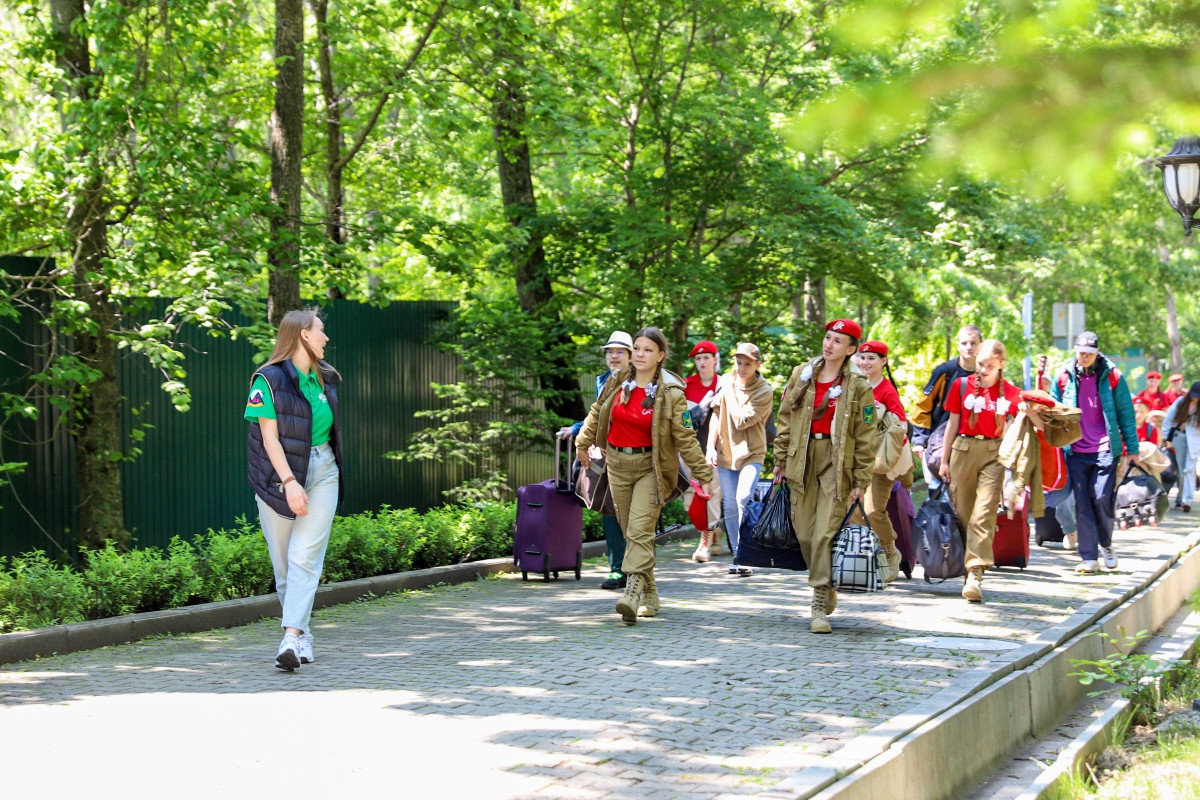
left=245, top=309, right=343, bottom=671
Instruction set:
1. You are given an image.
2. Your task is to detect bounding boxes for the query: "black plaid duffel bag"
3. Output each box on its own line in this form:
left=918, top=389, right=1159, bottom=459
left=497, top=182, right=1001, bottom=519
left=831, top=499, right=887, bottom=593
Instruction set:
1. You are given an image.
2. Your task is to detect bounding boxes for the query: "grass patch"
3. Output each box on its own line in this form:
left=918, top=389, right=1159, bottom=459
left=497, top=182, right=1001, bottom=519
left=1058, top=654, right=1200, bottom=799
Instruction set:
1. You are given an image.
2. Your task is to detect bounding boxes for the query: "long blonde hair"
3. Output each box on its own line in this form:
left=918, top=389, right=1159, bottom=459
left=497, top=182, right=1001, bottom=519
left=259, top=308, right=341, bottom=387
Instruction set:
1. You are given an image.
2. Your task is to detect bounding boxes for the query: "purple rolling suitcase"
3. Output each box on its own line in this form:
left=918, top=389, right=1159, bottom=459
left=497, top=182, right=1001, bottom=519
left=886, top=481, right=916, bottom=580
left=514, top=438, right=583, bottom=581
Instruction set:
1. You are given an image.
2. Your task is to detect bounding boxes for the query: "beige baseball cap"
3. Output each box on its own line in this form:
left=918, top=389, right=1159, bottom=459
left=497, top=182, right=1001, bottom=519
left=733, top=342, right=761, bottom=362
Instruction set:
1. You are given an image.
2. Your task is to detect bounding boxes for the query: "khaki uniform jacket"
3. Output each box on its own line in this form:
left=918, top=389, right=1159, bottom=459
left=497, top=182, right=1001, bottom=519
left=773, top=358, right=878, bottom=503
left=874, top=410, right=914, bottom=482
left=576, top=369, right=713, bottom=502
left=710, top=372, right=775, bottom=470
left=999, top=412, right=1045, bottom=518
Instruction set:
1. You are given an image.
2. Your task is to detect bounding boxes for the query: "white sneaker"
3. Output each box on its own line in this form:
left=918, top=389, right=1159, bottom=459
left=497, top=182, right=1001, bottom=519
left=275, top=633, right=301, bottom=671
left=1100, top=547, right=1118, bottom=570
left=298, top=633, right=315, bottom=664
left=1075, top=560, right=1099, bottom=574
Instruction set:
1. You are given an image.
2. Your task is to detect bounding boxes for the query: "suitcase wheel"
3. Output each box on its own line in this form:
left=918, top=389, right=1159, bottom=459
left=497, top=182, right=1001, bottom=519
left=1016, top=557, right=1026, bottom=569
left=521, top=571, right=528, bottom=581
left=575, top=551, right=582, bottom=580
left=553, top=571, right=560, bottom=579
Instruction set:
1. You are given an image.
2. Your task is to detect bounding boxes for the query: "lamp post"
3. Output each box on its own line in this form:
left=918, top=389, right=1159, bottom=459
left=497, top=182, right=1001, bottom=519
left=1155, top=135, right=1200, bottom=236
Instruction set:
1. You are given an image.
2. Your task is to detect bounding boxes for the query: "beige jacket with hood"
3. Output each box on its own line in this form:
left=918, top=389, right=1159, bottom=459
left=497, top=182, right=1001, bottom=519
left=576, top=368, right=713, bottom=503
left=709, top=372, right=775, bottom=470
left=773, top=357, right=879, bottom=503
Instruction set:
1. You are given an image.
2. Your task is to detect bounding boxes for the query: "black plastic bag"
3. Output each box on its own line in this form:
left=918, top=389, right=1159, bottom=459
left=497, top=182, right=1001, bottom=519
left=750, top=481, right=800, bottom=550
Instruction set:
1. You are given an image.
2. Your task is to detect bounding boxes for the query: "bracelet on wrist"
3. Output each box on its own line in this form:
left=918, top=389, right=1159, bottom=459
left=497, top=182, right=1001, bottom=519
left=281, top=475, right=296, bottom=489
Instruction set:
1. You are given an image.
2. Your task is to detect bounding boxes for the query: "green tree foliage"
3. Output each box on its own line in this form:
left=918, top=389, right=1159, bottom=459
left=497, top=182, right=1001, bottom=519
left=1, top=0, right=1196, bottom=533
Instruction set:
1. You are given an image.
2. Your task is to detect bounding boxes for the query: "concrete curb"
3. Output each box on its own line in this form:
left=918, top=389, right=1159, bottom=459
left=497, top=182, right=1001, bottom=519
left=0, top=528, right=696, bottom=666
left=765, top=529, right=1200, bottom=800
left=1015, top=608, right=1200, bottom=800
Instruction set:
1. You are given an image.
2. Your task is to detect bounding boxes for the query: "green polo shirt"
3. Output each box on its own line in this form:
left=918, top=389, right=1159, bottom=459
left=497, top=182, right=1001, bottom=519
left=244, top=370, right=334, bottom=447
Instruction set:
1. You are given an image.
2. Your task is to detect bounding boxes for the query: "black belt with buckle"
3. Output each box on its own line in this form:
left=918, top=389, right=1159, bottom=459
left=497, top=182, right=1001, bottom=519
left=611, top=445, right=652, bottom=454
left=810, top=433, right=830, bottom=440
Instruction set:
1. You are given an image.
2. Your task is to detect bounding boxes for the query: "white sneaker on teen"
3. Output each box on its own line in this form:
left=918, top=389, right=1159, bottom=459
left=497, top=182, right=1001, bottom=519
left=298, top=633, right=315, bottom=664
left=275, top=632, right=301, bottom=671
left=1100, top=546, right=1118, bottom=570
left=1075, top=560, right=1099, bottom=574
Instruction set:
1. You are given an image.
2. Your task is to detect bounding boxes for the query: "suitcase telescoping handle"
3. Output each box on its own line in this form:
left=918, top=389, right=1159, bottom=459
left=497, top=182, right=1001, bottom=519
left=555, top=434, right=573, bottom=494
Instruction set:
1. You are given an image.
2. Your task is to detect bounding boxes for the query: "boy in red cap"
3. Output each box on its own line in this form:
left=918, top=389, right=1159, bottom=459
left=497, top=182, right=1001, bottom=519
left=684, top=340, right=725, bottom=561
left=1134, top=371, right=1170, bottom=411
left=1164, top=373, right=1186, bottom=405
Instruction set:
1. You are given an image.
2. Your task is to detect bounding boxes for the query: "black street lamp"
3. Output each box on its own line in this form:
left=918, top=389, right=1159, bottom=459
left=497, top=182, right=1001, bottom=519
left=1155, top=135, right=1200, bottom=236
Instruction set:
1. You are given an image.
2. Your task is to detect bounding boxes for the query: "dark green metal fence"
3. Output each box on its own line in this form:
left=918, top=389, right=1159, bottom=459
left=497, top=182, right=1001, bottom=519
left=0, top=257, right=555, bottom=557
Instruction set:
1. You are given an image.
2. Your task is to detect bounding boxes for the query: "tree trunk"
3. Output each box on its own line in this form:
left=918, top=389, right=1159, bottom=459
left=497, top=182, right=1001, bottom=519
left=312, top=0, right=348, bottom=299
left=269, top=0, right=304, bottom=326
left=492, top=1, right=584, bottom=422
left=1165, top=283, right=1182, bottom=371
left=51, top=0, right=127, bottom=549
left=803, top=275, right=825, bottom=324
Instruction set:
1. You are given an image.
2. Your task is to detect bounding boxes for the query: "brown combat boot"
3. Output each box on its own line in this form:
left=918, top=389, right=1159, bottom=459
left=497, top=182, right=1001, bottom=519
left=615, top=573, right=648, bottom=624
left=962, top=567, right=984, bottom=603
left=811, top=586, right=832, bottom=634
left=885, top=546, right=902, bottom=584
left=638, top=571, right=661, bottom=618
left=709, top=525, right=725, bottom=556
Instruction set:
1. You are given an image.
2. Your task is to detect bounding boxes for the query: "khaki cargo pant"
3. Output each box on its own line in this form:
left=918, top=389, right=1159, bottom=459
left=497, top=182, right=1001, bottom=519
left=947, top=437, right=1003, bottom=569
left=863, top=472, right=897, bottom=552
left=788, top=438, right=843, bottom=589
left=606, top=449, right=661, bottom=576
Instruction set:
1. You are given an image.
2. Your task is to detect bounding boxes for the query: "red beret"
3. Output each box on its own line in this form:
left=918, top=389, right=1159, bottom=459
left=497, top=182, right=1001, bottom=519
left=858, top=340, right=888, bottom=357
left=825, top=319, right=862, bottom=341
left=689, top=340, right=718, bottom=357
left=1020, top=390, right=1055, bottom=408
left=1147, top=371, right=1162, bottom=379
left=1171, top=373, right=1185, bottom=382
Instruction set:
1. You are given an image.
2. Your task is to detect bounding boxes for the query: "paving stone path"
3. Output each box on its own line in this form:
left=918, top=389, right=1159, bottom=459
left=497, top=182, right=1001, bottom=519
left=1, top=513, right=1195, bottom=799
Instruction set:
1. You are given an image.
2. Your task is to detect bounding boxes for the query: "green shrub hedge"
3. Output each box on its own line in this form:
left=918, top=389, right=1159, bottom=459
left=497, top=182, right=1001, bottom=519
left=0, top=498, right=686, bottom=633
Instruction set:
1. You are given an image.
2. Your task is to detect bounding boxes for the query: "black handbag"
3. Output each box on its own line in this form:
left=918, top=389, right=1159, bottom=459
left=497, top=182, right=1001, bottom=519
left=916, top=485, right=966, bottom=583
left=572, top=454, right=616, bottom=516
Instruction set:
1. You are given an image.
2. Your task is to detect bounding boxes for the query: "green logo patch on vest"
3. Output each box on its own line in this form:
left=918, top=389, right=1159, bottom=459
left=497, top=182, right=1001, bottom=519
left=863, top=404, right=876, bottom=425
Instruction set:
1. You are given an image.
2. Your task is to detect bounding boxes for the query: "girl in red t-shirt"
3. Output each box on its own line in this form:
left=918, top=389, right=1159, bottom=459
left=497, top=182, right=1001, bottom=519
left=939, top=339, right=1020, bottom=604
left=855, top=340, right=910, bottom=583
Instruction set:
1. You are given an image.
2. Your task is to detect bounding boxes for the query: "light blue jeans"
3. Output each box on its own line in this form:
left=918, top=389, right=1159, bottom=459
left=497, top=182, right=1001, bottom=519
left=257, top=443, right=340, bottom=633
left=1182, top=428, right=1200, bottom=507
left=719, top=463, right=764, bottom=565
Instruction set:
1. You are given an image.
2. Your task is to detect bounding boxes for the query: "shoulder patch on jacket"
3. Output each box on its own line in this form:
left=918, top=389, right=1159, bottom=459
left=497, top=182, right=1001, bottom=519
left=682, top=411, right=692, bottom=429
left=864, top=404, right=876, bottom=425
left=247, top=389, right=265, bottom=409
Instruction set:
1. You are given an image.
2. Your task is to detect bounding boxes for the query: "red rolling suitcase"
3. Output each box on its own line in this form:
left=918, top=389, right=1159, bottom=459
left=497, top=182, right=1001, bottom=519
left=992, top=491, right=1030, bottom=570
left=513, top=438, right=584, bottom=581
